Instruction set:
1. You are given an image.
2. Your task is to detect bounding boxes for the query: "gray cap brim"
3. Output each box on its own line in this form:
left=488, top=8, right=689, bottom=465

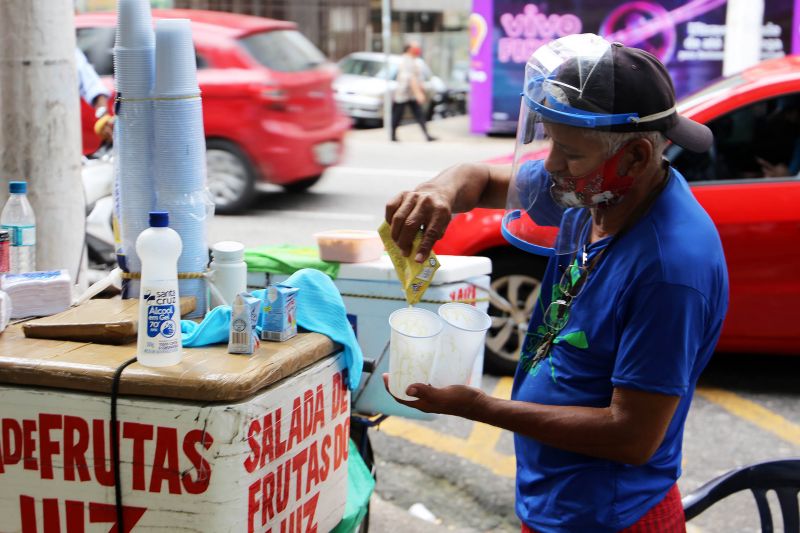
left=665, top=115, right=713, bottom=153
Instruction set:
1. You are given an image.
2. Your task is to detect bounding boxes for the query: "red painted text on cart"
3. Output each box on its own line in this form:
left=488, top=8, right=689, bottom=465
left=244, top=370, right=350, bottom=533
left=0, top=416, right=213, bottom=494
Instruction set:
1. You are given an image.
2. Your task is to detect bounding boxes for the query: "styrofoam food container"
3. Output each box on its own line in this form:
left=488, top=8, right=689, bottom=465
left=314, top=230, right=384, bottom=263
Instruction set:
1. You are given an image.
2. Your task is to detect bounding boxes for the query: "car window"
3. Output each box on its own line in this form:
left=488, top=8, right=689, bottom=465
left=240, top=30, right=327, bottom=72
left=77, top=27, right=209, bottom=75
left=668, top=93, right=800, bottom=182
left=338, top=57, right=398, bottom=79
left=195, top=53, right=208, bottom=70
left=76, top=27, right=115, bottom=77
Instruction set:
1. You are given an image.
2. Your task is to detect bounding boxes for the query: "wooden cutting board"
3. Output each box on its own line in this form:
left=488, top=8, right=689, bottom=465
left=21, top=297, right=197, bottom=345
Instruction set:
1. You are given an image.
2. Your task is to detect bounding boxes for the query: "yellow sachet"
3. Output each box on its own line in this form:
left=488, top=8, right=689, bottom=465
left=378, top=221, right=441, bottom=305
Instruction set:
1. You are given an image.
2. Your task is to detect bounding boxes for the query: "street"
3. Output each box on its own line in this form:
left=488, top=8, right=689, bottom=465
left=210, top=117, right=800, bottom=533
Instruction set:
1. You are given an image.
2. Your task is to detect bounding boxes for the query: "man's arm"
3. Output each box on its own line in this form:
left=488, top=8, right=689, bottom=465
left=385, top=163, right=512, bottom=260
left=386, top=375, right=680, bottom=466
left=75, top=48, right=110, bottom=108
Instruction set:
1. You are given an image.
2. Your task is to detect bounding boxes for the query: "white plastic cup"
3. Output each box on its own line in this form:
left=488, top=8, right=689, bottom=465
left=113, top=48, right=154, bottom=96
left=388, top=308, right=443, bottom=401
left=154, top=19, right=200, bottom=97
left=115, top=0, right=155, bottom=49
left=429, top=303, right=492, bottom=388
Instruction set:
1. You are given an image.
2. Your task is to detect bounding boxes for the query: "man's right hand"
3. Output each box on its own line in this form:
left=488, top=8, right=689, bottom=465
left=383, top=162, right=510, bottom=262
left=385, top=185, right=453, bottom=262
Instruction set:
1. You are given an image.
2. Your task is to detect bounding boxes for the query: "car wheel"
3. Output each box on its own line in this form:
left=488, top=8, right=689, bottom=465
left=481, top=248, right=548, bottom=376
left=206, top=139, right=255, bottom=215
left=283, top=175, right=322, bottom=193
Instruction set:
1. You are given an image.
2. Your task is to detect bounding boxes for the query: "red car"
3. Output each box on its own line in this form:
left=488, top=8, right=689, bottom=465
left=77, top=9, right=351, bottom=214
left=435, top=56, right=800, bottom=374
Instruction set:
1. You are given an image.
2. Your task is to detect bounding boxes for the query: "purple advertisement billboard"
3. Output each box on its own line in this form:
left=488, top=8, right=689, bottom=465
left=470, top=1, right=798, bottom=134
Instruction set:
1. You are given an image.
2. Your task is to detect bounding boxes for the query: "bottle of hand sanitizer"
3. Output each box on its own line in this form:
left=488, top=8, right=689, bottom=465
left=136, top=211, right=183, bottom=367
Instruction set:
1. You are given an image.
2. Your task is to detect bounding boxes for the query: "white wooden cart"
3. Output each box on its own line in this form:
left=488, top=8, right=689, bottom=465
left=0, top=325, right=349, bottom=532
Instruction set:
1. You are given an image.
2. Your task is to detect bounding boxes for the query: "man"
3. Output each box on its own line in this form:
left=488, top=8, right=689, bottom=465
left=76, top=47, right=113, bottom=143
left=391, top=42, right=436, bottom=142
left=384, top=34, right=728, bottom=532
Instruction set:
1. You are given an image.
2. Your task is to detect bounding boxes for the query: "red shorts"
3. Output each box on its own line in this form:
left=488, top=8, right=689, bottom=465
left=521, top=484, right=686, bottom=533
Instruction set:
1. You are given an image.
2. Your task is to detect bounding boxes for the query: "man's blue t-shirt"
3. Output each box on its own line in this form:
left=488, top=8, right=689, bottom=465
left=511, top=166, right=729, bottom=532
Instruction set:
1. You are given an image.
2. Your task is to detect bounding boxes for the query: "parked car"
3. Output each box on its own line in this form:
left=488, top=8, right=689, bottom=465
left=333, top=51, right=448, bottom=126
left=434, top=55, right=800, bottom=374
left=77, top=9, right=351, bottom=214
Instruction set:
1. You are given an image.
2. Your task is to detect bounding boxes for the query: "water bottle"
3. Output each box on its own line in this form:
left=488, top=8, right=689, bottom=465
left=136, top=211, right=183, bottom=367
left=1, top=181, right=36, bottom=273
left=209, top=241, right=247, bottom=308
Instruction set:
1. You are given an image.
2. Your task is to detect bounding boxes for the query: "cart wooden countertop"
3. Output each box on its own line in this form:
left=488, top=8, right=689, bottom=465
left=0, top=324, right=338, bottom=403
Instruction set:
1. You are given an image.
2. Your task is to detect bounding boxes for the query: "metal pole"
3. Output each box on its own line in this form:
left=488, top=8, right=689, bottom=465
left=0, top=0, right=86, bottom=285
left=382, top=0, right=392, bottom=140
left=723, top=0, right=764, bottom=76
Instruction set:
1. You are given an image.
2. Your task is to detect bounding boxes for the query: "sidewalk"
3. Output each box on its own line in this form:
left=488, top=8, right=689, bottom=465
left=369, top=493, right=485, bottom=533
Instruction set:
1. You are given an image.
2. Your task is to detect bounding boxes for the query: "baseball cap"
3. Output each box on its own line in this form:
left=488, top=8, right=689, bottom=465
left=555, top=41, right=713, bottom=153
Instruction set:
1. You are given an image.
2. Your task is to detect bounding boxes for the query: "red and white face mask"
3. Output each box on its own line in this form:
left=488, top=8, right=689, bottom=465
left=549, top=144, right=634, bottom=208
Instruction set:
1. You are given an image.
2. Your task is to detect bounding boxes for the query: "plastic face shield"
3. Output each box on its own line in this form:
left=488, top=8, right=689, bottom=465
left=503, top=34, right=625, bottom=257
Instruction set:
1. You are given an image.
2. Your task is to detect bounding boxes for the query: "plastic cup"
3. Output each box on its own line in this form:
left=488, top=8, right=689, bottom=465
left=154, top=19, right=200, bottom=97
left=113, top=48, right=155, bottom=96
left=429, top=303, right=492, bottom=388
left=388, top=308, right=443, bottom=401
left=115, top=0, right=155, bottom=49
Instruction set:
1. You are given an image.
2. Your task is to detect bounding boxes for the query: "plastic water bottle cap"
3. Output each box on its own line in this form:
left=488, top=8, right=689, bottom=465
left=9, top=181, right=27, bottom=194
left=212, top=241, right=245, bottom=262
left=149, top=211, right=170, bottom=227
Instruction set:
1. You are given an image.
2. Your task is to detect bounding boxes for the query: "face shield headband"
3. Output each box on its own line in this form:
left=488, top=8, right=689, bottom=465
left=521, top=76, right=677, bottom=143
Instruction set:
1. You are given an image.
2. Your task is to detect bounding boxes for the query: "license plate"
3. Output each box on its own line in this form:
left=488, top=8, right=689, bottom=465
left=314, top=142, right=339, bottom=166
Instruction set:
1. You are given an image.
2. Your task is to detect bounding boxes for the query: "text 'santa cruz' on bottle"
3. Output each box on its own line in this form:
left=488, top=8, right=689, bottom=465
left=0, top=181, right=36, bottom=273
left=136, top=211, right=184, bottom=367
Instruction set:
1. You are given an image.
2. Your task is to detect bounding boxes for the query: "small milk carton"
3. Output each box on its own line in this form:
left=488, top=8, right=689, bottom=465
left=228, top=292, right=261, bottom=354
left=259, top=285, right=299, bottom=342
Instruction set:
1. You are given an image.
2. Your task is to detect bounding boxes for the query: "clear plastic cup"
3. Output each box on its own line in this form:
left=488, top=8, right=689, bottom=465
left=115, top=0, right=155, bottom=49
left=154, top=19, right=200, bottom=97
left=388, top=308, right=443, bottom=401
left=429, top=303, right=492, bottom=388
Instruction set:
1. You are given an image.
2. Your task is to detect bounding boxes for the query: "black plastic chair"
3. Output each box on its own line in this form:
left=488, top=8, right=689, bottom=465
left=682, top=459, right=800, bottom=532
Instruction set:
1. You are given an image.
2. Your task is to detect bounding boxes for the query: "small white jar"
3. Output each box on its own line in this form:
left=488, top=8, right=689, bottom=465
left=209, top=241, right=247, bottom=308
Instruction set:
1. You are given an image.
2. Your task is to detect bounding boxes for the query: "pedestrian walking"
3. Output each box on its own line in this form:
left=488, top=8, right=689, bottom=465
left=391, top=42, right=436, bottom=142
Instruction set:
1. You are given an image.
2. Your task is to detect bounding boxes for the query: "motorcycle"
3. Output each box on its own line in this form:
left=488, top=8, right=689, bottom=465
left=81, top=144, right=118, bottom=287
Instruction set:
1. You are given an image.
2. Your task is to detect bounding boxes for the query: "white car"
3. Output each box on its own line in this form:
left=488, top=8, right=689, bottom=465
left=333, top=51, right=447, bottom=126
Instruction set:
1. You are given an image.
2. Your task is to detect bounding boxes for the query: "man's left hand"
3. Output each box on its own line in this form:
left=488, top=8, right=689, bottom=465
left=382, top=373, right=485, bottom=417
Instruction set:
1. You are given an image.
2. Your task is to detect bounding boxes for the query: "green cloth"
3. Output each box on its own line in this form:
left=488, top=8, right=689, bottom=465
left=244, top=245, right=339, bottom=278
left=331, top=439, right=376, bottom=533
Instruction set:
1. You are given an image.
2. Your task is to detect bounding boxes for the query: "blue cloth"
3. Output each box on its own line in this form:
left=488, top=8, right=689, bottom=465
left=279, top=268, right=363, bottom=390
left=75, top=48, right=109, bottom=106
left=179, top=269, right=362, bottom=389
left=181, top=305, right=231, bottom=347
left=512, top=168, right=729, bottom=532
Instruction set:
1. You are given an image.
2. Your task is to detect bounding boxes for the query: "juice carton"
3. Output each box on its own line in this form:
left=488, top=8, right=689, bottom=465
left=228, top=292, right=261, bottom=354
left=259, top=285, right=299, bottom=342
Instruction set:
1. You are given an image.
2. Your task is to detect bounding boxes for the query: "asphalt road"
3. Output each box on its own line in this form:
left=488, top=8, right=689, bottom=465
left=209, top=117, right=800, bottom=533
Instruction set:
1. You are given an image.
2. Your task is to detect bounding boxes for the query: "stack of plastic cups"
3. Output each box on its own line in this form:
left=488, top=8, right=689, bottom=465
left=153, top=19, right=210, bottom=317
left=113, top=0, right=156, bottom=298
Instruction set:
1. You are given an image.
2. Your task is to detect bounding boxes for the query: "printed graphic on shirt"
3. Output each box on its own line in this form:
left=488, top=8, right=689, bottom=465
left=520, top=270, right=589, bottom=381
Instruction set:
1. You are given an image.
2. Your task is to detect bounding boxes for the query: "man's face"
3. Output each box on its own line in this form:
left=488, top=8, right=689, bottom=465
left=543, top=122, right=608, bottom=188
